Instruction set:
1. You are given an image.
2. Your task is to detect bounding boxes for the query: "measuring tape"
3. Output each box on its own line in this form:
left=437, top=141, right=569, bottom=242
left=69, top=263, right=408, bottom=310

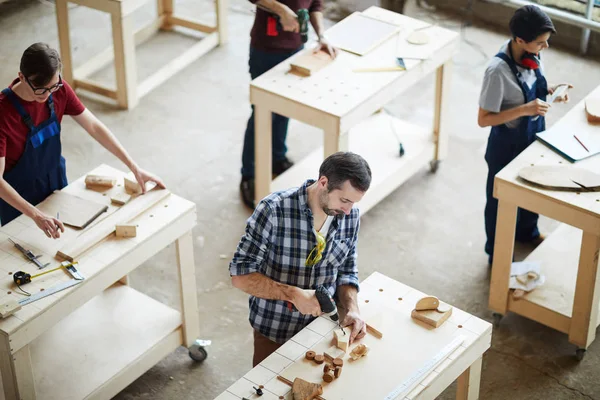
left=18, top=278, right=84, bottom=306
left=384, top=335, right=465, bottom=400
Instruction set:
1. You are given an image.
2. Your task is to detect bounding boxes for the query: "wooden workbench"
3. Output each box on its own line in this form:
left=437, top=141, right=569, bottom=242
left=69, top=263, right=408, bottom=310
left=0, top=165, right=200, bottom=399
left=214, top=272, right=492, bottom=400
left=250, top=6, right=459, bottom=211
left=489, top=85, right=600, bottom=360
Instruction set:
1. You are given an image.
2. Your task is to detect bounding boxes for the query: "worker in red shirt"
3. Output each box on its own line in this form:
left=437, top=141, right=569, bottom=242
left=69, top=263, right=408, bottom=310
left=0, top=43, right=165, bottom=238
left=239, top=0, right=338, bottom=208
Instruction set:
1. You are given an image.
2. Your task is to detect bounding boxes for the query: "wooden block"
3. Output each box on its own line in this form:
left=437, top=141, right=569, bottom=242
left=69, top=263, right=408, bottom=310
left=585, top=98, right=600, bottom=123
left=292, top=378, right=323, bottom=400
left=322, top=370, right=335, bottom=383
left=334, top=366, right=342, bottom=378
left=124, top=176, right=142, bottom=195
left=305, top=350, right=316, bottom=361
left=411, top=307, right=452, bottom=328
left=366, top=323, right=383, bottom=339
left=116, top=224, right=137, bottom=238
left=512, top=289, right=526, bottom=300
left=324, top=345, right=345, bottom=361
left=323, top=364, right=332, bottom=373
left=313, top=354, right=325, bottom=364
left=36, top=191, right=108, bottom=230
left=0, top=299, right=21, bottom=318
left=349, top=343, right=369, bottom=361
left=415, top=296, right=440, bottom=311
left=111, top=192, right=132, bottom=206
left=85, top=174, right=116, bottom=189
left=334, top=327, right=350, bottom=351
left=516, top=274, right=529, bottom=285
left=289, top=50, right=334, bottom=77
left=332, top=358, right=343, bottom=368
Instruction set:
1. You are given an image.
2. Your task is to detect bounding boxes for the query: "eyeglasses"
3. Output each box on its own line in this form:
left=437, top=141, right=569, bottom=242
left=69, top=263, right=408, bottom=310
left=25, top=75, right=63, bottom=95
left=305, top=231, right=326, bottom=267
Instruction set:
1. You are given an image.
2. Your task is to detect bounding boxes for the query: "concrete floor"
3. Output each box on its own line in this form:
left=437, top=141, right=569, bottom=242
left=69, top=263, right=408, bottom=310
left=1, top=0, right=600, bottom=398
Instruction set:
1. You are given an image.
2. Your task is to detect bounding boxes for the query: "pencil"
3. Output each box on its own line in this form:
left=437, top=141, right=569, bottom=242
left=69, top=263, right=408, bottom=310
left=573, top=135, right=590, bottom=152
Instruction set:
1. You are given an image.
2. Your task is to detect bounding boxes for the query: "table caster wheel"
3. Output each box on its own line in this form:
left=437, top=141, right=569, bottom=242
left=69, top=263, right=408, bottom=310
left=429, top=160, right=440, bottom=173
left=575, top=348, right=586, bottom=361
left=399, top=143, right=405, bottom=157
left=189, top=344, right=208, bottom=362
left=492, top=313, right=503, bottom=327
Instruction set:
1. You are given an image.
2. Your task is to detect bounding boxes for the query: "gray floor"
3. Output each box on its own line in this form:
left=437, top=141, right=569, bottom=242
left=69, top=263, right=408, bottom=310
left=1, top=0, right=600, bottom=399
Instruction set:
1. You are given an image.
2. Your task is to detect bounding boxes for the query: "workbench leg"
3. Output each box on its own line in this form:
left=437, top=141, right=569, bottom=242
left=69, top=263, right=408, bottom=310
left=176, top=231, right=200, bottom=348
left=569, top=232, right=600, bottom=348
left=456, top=356, right=482, bottom=400
left=55, top=0, right=74, bottom=85
left=0, top=343, right=36, bottom=400
left=112, top=9, right=138, bottom=109
left=323, top=119, right=344, bottom=159
left=119, top=275, right=130, bottom=285
left=433, top=61, right=452, bottom=162
left=254, top=106, right=272, bottom=205
left=160, top=0, right=174, bottom=30
left=216, top=0, right=228, bottom=44
left=488, top=200, right=517, bottom=315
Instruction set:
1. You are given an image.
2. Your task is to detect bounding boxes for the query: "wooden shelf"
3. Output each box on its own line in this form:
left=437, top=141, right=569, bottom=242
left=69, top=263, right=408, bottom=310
left=30, top=284, right=182, bottom=400
left=508, top=224, right=600, bottom=333
left=271, top=113, right=434, bottom=215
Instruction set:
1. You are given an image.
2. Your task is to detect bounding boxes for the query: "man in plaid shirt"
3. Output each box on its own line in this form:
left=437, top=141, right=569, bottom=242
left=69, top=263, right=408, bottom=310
left=230, top=152, right=371, bottom=366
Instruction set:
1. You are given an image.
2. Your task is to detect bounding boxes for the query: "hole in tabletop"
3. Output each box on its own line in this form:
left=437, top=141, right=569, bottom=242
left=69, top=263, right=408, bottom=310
left=365, top=299, right=370, bottom=303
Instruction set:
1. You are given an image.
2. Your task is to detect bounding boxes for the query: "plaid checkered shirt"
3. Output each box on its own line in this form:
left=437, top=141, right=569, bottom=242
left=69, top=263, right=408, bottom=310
left=229, top=179, right=361, bottom=344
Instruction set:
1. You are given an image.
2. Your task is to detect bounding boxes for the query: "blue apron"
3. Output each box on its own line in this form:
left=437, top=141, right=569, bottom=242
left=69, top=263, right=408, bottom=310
left=0, top=88, right=67, bottom=225
left=484, top=51, right=547, bottom=263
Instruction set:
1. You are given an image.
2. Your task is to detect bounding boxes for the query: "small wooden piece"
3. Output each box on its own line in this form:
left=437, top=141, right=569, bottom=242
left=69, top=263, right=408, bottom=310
left=313, top=354, right=325, bottom=364
left=411, top=307, right=452, bottom=328
left=305, top=350, right=316, bottom=361
left=85, top=175, right=116, bottom=189
left=291, top=377, right=323, bottom=400
left=323, top=370, right=335, bottom=383
left=585, top=98, right=600, bottom=123
left=36, top=190, right=108, bottom=230
left=366, top=323, right=383, bottom=339
left=0, top=299, right=22, bottom=318
left=407, top=30, right=430, bottom=45
left=332, top=358, right=343, bottom=368
left=334, top=327, right=350, bottom=351
left=324, top=345, right=345, bottom=361
left=512, top=289, right=526, bottom=300
left=349, top=343, right=369, bottom=361
left=415, top=296, right=439, bottom=311
left=323, top=364, right=332, bottom=373
left=334, top=366, right=342, bottom=378
left=116, top=224, right=137, bottom=238
left=111, top=192, right=132, bottom=206
left=124, top=176, right=142, bottom=195
left=290, top=50, right=334, bottom=77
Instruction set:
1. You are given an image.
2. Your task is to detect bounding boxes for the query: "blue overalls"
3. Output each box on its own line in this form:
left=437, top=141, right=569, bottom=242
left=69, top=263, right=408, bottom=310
left=484, top=51, right=547, bottom=263
left=0, top=88, right=67, bottom=225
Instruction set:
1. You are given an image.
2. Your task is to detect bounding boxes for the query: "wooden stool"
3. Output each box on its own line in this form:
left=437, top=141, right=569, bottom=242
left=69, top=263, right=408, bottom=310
left=55, top=0, right=227, bottom=109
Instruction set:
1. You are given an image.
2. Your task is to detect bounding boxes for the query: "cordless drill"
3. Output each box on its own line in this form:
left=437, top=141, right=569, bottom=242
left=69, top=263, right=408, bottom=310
left=287, top=285, right=344, bottom=331
left=258, top=5, right=310, bottom=43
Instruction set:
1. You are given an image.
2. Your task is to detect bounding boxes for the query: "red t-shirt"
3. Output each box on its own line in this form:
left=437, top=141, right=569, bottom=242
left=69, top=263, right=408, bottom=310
left=249, top=0, right=322, bottom=53
left=0, top=78, right=85, bottom=173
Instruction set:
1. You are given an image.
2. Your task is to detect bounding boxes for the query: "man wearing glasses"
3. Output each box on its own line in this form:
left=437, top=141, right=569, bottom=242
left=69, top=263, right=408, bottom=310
left=230, top=152, right=371, bottom=366
left=0, top=43, right=164, bottom=238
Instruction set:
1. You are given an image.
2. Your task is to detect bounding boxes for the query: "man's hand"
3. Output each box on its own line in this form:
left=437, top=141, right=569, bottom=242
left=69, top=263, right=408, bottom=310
left=548, top=83, right=573, bottom=103
left=315, top=38, right=338, bottom=59
left=291, top=288, right=321, bottom=316
left=341, top=310, right=366, bottom=345
left=32, top=211, right=64, bottom=239
left=279, top=6, right=300, bottom=32
left=130, top=166, right=166, bottom=194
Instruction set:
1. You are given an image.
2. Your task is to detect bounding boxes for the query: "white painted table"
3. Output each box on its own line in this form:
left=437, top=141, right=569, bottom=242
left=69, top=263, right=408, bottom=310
left=215, top=272, right=492, bottom=400
left=0, top=165, right=199, bottom=399
left=250, top=6, right=459, bottom=212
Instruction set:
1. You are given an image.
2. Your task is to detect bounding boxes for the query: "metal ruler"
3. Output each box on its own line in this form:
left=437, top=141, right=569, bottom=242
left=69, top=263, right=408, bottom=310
left=384, top=335, right=465, bottom=400
left=18, top=278, right=84, bottom=306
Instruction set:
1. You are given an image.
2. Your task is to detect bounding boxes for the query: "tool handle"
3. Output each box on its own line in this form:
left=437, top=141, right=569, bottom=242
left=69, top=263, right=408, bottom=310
left=316, top=285, right=338, bottom=319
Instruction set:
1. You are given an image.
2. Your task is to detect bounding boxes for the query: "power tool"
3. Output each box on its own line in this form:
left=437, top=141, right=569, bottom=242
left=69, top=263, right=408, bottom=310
left=257, top=4, right=310, bottom=43
left=287, top=285, right=344, bottom=333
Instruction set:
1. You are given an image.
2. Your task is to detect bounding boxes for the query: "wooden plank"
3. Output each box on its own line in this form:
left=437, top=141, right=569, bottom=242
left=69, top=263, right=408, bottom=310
left=30, top=284, right=182, bottom=400
left=137, top=32, right=219, bottom=100
left=13, top=345, right=36, bottom=399
left=216, top=0, right=228, bottom=44
left=508, top=296, right=571, bottom=334
left=160, top=0, right=174, bottom=30
left=289, top=50, right=335, bottom=77
left=55, top=0, right=74, bottom=85
left=36, top=190, right=108, bottom=230
left=488, top=200, right=518, bottom=315
left=175, top=231, right=200, bottom=347
left=569, top=232, right=600, bottom=348
left=168, top=16, right=216, bottom=33
left=254, top=104, right=273, bottom=204
left=75, top=79, right=118, bottom=100
left=456, top=356, right=482, bottom=400
left=56, top=188, right=170, bottom=261
left=66, top=0, right=119, bottom=14
left=323, top=116, right=343, bottom=159
left=112, top=11, right=138, bottom=109
left=433, top=61, right=452, bottom=162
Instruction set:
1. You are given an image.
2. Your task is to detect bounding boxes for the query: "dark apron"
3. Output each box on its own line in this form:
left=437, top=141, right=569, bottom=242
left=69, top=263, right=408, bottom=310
left=484, top=51, right=547, bottom=262
left=0, top=88, right=67, bottom=225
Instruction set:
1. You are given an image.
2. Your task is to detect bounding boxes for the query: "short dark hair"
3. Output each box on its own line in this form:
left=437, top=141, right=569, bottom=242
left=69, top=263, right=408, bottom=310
left=509, top=5, right=556, bottom=43
left=20, top=43, right=62, bottom=87
left=319, top=152, right=371, bottom=193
